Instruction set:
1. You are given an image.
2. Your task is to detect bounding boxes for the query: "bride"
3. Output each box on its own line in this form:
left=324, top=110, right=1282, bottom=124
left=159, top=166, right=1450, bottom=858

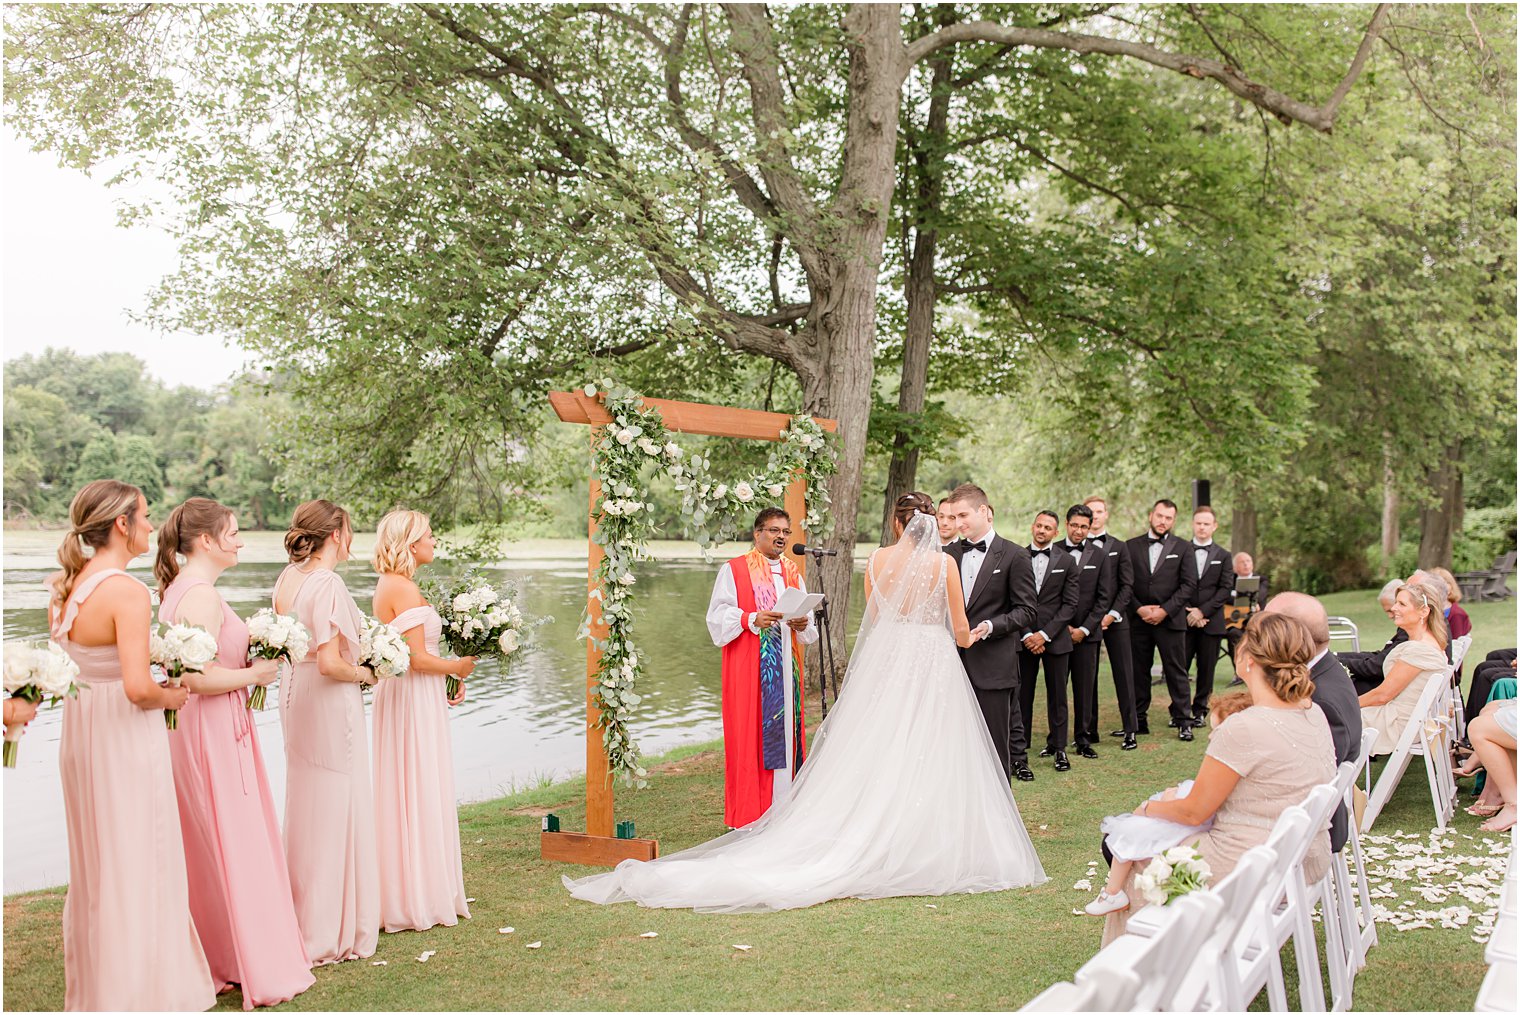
left=563, top=492, right=1047, bottom=912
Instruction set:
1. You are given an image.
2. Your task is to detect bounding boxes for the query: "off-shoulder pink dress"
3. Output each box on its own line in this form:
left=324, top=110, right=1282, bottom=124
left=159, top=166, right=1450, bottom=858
left=161, top=576, right=314, bottom=1008
left=53, top=568, right=216, bottom=1012
left=275, top=565, right=379, bottom=964
left=373, top=604, right=470, bottom=932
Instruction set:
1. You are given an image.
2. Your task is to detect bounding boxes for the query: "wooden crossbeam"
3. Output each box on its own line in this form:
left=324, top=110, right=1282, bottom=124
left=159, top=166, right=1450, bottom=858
left=549, top=390, right=838, bottom=439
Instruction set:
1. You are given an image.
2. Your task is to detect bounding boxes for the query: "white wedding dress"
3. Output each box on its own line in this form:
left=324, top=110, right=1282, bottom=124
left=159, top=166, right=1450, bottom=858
left=563, top=514, right=1047, bottom=913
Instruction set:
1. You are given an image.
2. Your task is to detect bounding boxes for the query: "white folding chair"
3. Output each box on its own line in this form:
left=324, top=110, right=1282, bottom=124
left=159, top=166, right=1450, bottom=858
left=1280, top=783, right=1340, bottom=1012
left=1363, top=669, right=1459, bottom=830
left=1326, top=615, right=1360, bottom=652
left=1217, top=807, right=1315, bottom=1012
left=1332, top=729, right=1381, bottom=977
left=1020, top=979, right=1103, bottom=1011
left=1075, top=890, right=1227, bottom=1011
left=1311, top=760, right=1365, bottom=1012
left=1450, top=633, right=1473, bottom=737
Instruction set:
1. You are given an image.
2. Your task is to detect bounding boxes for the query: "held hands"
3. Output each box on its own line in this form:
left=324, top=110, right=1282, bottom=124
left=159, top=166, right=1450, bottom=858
left=1138, top=605, right=1166, bottom=625
left=971, top=621, right=993, bottom=643
left=1069, top=626, right=1085, bottom=644
left=1186, top=607, right=1206, bottom=628
left=1022, top=631, right=1048, bottom=654
left=1100, top=613, right=1115, bottom=631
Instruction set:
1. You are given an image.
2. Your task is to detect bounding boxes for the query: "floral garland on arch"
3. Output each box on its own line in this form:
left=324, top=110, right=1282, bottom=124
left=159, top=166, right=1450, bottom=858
left=581, top=377, right=838, bottom=787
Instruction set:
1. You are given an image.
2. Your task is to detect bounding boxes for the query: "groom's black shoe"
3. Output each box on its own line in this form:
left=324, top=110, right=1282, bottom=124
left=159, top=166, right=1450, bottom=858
left=1120, top=734, right=1139, bottom=751
left=1076, top=744, right=1099, bottom=760
left=1037, top=746, right=1054, bottom=758
left=1053, top=751, right=1071, bottom=772
left=1012, top=761, right=1035, bottom=782
left=1178, top=725, right=1195, bottom=742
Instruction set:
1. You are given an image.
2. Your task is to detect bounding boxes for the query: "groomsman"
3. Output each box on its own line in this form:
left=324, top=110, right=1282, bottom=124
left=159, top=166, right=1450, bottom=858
left=1126, top=499, right=1198, bottom=740
left=1014, top=511, right=1081, bottom=775
left=1184, top=507, right=1235, bottom=721
left=936, top=497, right=959, bottom=547
left=1083, top=496, right=1139, bottom=748
left=1058, top=504, right=1115, bottom=760
left=941, top=484, right=1039, bottom=781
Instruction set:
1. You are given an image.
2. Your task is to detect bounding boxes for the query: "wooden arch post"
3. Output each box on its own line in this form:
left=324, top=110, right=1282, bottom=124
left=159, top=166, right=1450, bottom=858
left=541, top=389, right=838, bottom=866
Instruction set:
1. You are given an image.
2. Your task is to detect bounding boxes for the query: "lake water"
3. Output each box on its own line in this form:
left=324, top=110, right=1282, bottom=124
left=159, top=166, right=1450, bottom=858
left=2, top=532, right=865, bottom=894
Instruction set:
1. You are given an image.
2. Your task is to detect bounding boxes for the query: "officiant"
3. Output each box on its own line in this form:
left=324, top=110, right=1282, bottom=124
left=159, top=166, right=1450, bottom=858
left=706, top=507, right=819, bottom=828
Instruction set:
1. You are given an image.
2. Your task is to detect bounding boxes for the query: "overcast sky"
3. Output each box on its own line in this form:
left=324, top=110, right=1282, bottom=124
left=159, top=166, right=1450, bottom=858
left=2, top=130, right=251, bottom=388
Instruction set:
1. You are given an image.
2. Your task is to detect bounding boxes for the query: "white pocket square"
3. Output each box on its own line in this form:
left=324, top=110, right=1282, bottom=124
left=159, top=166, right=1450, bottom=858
left=1052, top=568, right=1066, bottom=574
left=1165, top=553, right=1179, bottom=559
left=1084, top=564, right=1097, bottom=570
left=992, top=569, right=1001, bottom=574
left=1208, top=560, right=1221, bottom=566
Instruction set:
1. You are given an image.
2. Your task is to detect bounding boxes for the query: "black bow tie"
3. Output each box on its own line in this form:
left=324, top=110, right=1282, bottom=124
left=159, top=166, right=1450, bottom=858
left=1148, top=535, right=1165, bottom=544
left=1063, top=542, right=1083, bottom=554
left=1030, top=546, right=1050, bottom=557
left=1089, top=534, right=1104, bottom=545
left=959, top=539, right=987, bottom=553
left=1194, top=544, right=1211, bottom=552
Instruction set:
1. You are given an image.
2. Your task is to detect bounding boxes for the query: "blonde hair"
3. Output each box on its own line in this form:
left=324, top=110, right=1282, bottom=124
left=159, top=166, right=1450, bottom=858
left=1236, top=612, right=1316, bottom=705
left=52, top=480, right=142, bottom=611
left=372, top=510, right=431, bottom=578
left=1398, top=580, right=1450, bottom=649
left=1430, top=566, right=1461, bottom=605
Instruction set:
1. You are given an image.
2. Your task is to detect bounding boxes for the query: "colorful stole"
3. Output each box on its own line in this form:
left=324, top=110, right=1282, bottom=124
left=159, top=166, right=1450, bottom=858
left=737, top=550, right=806, bottom=771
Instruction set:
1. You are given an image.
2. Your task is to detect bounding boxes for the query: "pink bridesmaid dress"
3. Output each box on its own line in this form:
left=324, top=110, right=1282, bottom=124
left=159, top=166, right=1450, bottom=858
left=276, top=565, right=380, bottom=964
left=52, top=568, right=216, bottom=1012
left=160, top=576, right=315, bottom=1008
left=373, top=605, right=471, bottom=931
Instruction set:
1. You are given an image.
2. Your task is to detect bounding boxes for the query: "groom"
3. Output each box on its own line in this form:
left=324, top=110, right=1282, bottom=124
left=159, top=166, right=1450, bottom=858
left=941, top=484, right=1039, bottom=781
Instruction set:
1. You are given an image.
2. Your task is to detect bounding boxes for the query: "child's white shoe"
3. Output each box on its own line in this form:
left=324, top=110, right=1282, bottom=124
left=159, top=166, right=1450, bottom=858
left=1084, top=890, right=1130, bottom=916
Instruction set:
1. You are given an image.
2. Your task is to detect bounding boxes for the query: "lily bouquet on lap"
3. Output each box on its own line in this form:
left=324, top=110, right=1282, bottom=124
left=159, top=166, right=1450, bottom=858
left=150, top=624, right=218, bottom=729
left=2, top=640, right=81, bottom=766
left=1135, top=845, right=1212, bottom=906
left=358, top=616, right=411, bottom=684
left=427, top=576, right=526, bottom=699
left=245, top=609, right=312, bottom=710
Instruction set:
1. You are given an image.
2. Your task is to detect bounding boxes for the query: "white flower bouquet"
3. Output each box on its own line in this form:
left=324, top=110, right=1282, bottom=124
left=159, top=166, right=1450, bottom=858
left=150, top=623, right=218, bottom=729
left=429, top=576, right=527, bottom=699
left=245, top=609, right=312, bottom=710
left=3, top=640, right=81, bottom=767
left=1134, top=845, right=1213, bottom=907
left=357, top=616, right=411, bottom=684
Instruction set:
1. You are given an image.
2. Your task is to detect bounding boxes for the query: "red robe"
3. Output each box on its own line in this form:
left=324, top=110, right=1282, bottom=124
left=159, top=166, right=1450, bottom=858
left=721, top=553, right=807, bottom=828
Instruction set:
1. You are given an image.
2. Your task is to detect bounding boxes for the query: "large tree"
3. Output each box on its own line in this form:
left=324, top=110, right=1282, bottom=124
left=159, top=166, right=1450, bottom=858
left=5, top=3, right=1390, bottom=680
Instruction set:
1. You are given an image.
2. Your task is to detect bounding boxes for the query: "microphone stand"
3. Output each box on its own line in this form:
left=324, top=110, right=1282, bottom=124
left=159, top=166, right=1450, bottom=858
left=802, top=547, right=840, bottom=719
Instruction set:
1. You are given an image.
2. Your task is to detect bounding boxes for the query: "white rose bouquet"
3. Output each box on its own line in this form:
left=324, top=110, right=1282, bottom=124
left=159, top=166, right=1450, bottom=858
left=1134, top=845, right=1213, bottom=907
left=149, top=623, right=218, bottom=730
left=245, top=609, right=312, bottom=710
left=3, top=640, right=81, bottom=767
left=428, top=576, right=528, bottom=700
left=357, top=616, right=411, bottom=683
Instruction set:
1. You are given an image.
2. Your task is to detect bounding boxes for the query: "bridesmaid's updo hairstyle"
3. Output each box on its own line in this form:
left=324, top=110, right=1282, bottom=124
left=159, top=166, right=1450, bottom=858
left=372, top=510, right=431, bottom=578
left=1236, top=612, right=1316, bottom=705
left=894, top=491, right=935, bottom=529
left=285, top=499, right=351, bottom=564
left=155, top=497, right=235, bottom=596
left=53, top=479, right=142, bottom=611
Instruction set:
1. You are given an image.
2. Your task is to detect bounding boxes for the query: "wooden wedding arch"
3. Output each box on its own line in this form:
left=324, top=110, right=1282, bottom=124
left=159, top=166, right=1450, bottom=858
left=541, top=389, right=838, bottom=866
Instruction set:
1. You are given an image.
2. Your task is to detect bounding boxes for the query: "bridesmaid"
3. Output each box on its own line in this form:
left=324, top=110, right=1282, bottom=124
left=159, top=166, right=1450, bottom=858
left=371, top=510, right=475, bottom=932
left=49, top=479, right=215, bottom=1011
left=155, top=497, right=315, bottom=1008
left=274, top=499, right=380, bottom=964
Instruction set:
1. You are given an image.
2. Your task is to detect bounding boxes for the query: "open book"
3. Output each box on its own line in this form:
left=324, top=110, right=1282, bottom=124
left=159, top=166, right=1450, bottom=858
left=774, top=586, right=824, bottom=622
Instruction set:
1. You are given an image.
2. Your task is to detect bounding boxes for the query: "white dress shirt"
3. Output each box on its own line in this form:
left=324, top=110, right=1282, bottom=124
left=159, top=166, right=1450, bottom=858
left=1148, top=532, right=1165, bottom=572
left=1194, top=539, right=1213, bottom=578
left=1090, top=530, right=1124, bottom=625
left=958, top=527, right=995, bottom=604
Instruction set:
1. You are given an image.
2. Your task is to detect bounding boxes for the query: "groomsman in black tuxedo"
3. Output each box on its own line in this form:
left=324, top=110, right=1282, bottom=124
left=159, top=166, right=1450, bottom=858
left=941, top=484, right=1040, bottom=781
left=1057, top=504, right=1115, bottom=760
left=1083, top=496, right=1139, bottom=748
left=1183, top=506, right=1235, bottom=722
left=1126, top=499, right=1198, bottom=740
left=1014, top=511, right=1081, bottom=774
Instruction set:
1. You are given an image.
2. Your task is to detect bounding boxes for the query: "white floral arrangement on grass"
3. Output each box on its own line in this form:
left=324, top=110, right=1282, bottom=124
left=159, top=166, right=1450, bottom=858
left=1135, top=845, right=1213, bottom=906
left=2, top=640, right=81, bottom=766
left=357, top=616, right=411, bottom=682
left=427, top=574, right=527, bottom=700
left=580, top=377, right=836, bottom=788
left=150, top=623, right=218, bottom=730
left=245, top=609, right=311, bottom=710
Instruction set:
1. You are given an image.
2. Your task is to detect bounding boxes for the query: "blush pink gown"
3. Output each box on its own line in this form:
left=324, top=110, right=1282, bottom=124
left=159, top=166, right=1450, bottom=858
left=276, top=565, right=379, bottom=964
left=373, top=605, right=470, bottom=932
left=53, top=568, right=216, bottom=1011
left=161, top=576, right=314, bottom=1008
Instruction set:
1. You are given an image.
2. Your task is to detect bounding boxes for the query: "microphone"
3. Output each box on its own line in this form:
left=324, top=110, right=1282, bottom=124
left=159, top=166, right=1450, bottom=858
left=792, top=542, right=839, bottom=557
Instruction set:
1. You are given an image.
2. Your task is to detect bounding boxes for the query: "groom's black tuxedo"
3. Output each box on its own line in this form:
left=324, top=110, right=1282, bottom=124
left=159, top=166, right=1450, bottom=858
left=944, top=534, right=1038, bottom=777
left=1127, top=531, right=1198, bottom=726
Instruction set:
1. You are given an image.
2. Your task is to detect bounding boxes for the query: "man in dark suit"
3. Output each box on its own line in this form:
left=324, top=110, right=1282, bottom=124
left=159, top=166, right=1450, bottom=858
left=1126, top=498, right=1199, bottom=740
left=1015, top=510, right=1082, bottom=775
left=941, top=483, right=1040, bottom=781
left=1083, top=496, right=1139, bottom=748
left=1338, top=579, right=1406, bottom=692
left=1263, top=592, right=1363, bottom=852
left=1184, top=506, right=1235, bottom=721
left=1058, top=504, right=1116, bottom=760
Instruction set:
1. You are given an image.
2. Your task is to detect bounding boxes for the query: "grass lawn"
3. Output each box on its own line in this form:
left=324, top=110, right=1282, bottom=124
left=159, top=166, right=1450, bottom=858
left=4, top=589, right=1513, bottom=1011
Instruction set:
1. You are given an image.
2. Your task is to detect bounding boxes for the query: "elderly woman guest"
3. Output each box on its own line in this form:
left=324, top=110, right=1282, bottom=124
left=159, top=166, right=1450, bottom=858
left=1094, top=613, right=1336, bottom=939
left=1359, top=580, right=1450, bottom=756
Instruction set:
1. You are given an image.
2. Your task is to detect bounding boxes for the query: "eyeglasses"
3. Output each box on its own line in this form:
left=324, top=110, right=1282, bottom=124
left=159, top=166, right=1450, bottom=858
left=759, top=527, right=793, bottom=536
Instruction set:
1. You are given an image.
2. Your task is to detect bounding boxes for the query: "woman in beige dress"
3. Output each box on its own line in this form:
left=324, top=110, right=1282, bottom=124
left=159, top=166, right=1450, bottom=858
left=1092, top=613, right=1336, bottom=938
left=1359, top=579, right=1450, bottom=755
left=274, top=499, right=380, bottom=965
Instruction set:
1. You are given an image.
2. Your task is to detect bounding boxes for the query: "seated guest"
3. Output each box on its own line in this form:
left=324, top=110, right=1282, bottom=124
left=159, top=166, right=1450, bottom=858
left=1339, top=579, right=1407, bottom=693
left=1456, top=698, right=1517, bottom=832
left=1430, top=566, right=1471, bottom=680
left=1262, top=592, right=1362, bottom=851
left=1096, top=613, right=1336, bottom=941
left=1467, top=649, right=1519, bottom=726
left=1359, top=580, right=1450, bottom=755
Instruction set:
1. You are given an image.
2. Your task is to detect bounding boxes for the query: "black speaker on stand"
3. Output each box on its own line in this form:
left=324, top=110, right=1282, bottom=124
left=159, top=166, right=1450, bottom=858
left=1192, top=479, right=1211, bottom=511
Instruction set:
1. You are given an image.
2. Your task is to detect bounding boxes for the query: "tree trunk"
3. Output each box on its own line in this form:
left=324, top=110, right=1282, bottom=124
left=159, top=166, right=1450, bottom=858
left=1231, top=488, right=1258, bottom=558
left=1417, top=443, right=1463, bottom=569
left=880, top=19, right=953, bottom=543
left=1380, top=439, right=1399, bottom=571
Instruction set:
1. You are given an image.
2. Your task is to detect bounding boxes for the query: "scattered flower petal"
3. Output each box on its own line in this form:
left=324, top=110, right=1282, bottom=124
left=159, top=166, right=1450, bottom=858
left=733, top=944, right=752, bottom=951
left=498, top=927, right=515, bottom=934
left=372, top=961, right=388, bottom=966
left=639, top=931, right=659, bottom=938
left=526, top=941, right=542, bottom=949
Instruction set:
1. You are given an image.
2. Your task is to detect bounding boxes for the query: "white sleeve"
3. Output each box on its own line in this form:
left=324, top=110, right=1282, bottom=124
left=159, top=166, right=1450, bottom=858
left=707, top=565, right=747, bottom=647
left=795, top=576, right=820, bottom=645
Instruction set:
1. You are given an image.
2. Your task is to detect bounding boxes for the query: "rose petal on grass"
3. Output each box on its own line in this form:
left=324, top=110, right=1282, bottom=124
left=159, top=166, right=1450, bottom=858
left=925, top=904, right=938, bottom=909
left=498, top=927, right=515, bottom=934
left=466, top=897, right=476, bottom=903
left=732, top=944, right=752, bottom=951
left=526, top=941, right=542, bottom=950
left=639, top=932, right=659, bottom=938
left=372, top=961, right=387, bottom=966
